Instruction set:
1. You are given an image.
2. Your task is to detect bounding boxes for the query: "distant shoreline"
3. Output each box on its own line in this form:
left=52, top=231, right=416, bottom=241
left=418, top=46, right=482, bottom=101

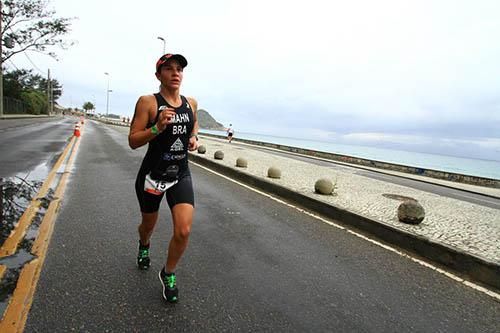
left=238, top=131, right=500, bottom=164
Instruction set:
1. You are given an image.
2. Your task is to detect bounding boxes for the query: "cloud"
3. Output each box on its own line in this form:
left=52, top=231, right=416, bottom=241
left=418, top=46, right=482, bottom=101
left=336, top=132, right=500, bottom=161
left=5, top=0, right=500, bottom=160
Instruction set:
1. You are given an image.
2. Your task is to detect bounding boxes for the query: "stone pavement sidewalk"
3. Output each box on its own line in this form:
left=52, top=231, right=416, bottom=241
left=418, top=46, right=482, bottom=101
left=190, top=135, right=500, bottom=288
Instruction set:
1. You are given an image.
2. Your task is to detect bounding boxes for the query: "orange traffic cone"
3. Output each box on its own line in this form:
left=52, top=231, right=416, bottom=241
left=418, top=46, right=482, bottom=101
left=74, top=123, right=81, bottom=137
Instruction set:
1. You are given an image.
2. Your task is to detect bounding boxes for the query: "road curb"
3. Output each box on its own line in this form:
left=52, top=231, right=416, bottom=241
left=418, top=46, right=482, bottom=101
left=189, top=153, right=500, bottom=292
left=0, top=115, right=59, bottom=132
left=0, top=115, right=54, bottom=120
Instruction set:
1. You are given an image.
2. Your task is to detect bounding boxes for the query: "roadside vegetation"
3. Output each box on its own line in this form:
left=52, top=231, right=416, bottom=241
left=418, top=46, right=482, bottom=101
left=1, top=0, right=75, bottom=114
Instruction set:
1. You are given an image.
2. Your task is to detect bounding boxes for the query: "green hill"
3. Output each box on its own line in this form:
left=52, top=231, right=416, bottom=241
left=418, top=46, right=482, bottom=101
left=198, top=109, right=225, bottom=130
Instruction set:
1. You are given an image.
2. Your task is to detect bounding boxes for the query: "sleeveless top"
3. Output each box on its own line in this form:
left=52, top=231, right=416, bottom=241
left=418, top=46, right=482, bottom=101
left=139, top=94, right=194, bottom=174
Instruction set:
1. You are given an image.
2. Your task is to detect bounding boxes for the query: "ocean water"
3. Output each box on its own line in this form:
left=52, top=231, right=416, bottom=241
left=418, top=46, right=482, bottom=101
left=200, top=129, right=500, bottom=180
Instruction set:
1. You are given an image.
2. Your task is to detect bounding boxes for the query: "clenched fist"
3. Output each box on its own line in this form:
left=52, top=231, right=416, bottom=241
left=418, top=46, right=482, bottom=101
left=156, top=108, right=176, bottom=132
left=188, top=135, right=198, bottom=151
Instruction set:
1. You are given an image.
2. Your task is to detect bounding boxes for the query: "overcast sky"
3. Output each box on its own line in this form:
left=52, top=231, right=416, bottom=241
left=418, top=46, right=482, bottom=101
left=7, top=0, right=500, bottom=161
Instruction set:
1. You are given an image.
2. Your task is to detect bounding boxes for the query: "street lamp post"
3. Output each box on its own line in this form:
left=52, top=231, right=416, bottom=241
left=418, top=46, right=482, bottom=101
left=157, top=36, right=165, bottom=54
left=104, top=72, right=110, bottom=121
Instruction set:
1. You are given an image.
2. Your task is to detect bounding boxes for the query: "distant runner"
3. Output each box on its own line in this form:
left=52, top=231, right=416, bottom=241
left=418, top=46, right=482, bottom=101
left=227, top=124, right=234, bottom=143
left=128, top=53, right=199, bottom=303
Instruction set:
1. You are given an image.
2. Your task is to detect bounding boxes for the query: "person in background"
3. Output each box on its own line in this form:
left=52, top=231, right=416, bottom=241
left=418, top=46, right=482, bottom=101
left=226, top=124, right=234, bottom=143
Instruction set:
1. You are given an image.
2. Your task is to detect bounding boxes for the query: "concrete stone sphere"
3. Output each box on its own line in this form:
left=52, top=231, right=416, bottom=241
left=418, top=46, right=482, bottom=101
left=398, top=200, right=425, bottom=224
left=197, top=145, right=206, bottom=154
left=315, top=178, right=334, bottom=195
left=236, top=157, right=248, bottom=167
left=214, top=150, right=224, bottom=160
left=267, top=167, right=281, bottom=179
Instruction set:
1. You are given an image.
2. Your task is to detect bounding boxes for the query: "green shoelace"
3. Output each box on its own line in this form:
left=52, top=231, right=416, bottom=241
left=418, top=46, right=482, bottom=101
left=166, top=274, right=176, bottom=288
left=138, top=249, right=149, bottom=259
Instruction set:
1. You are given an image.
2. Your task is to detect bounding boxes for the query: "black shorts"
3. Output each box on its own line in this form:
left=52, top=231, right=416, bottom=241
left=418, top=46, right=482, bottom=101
left=135, top=167, right=194, bottom=213
left=228, top=133, right=233, bottom=137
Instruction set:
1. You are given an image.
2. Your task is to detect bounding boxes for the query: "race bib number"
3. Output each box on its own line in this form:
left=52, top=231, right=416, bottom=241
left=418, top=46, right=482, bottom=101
left=144, top=173, right=178, bottom=195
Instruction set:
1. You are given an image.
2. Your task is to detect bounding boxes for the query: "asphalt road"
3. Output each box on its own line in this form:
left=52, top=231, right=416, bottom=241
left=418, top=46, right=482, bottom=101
left=20, top=121, right=499, bottom=332
left=0, top=117, right=72, bottom=179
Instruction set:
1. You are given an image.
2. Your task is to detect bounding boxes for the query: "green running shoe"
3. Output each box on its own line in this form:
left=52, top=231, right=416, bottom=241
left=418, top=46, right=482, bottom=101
left=159, top=268, right=179, bottom=303
left=137, top=242, right=150, bottom=270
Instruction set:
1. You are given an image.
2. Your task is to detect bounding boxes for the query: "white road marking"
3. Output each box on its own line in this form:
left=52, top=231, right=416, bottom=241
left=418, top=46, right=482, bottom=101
left=191, top=161, right=500, bottom=301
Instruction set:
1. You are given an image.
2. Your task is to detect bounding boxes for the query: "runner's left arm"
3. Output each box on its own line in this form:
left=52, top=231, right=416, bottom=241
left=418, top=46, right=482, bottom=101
left=187, top=97, right=199, bottom=151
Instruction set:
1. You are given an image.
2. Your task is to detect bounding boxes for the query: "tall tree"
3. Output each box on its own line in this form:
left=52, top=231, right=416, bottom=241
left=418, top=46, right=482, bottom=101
left=3, top=68, right=31, bottom=98
left=1, top=0, right=75, bottom=62
left=82, top=101, right=94, bottom=112
left=21, top=89, right=47, bottom=114
left=3, top=68, right=61, bottom=102
left=27, top=72, right=62, bottom=101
